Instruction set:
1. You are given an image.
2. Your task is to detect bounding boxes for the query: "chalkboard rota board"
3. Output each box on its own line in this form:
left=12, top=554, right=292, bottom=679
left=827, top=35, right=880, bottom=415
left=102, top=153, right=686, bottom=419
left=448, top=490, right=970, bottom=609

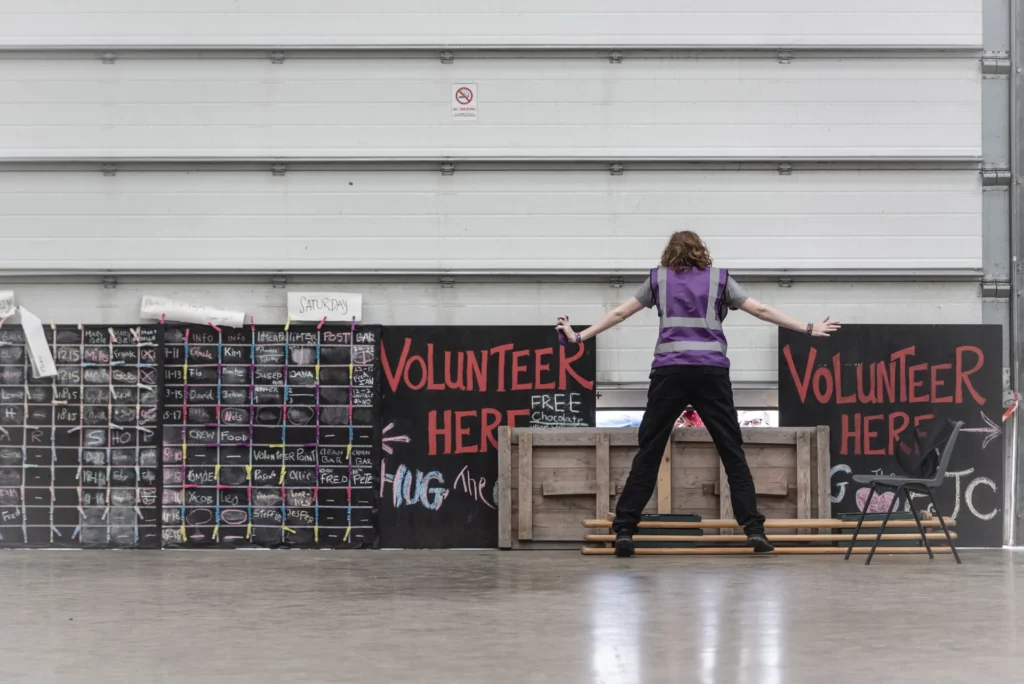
left=778, top=325, right=1003, bottom=547
left=161, top=324, right=380, bottom=549
left=380, top=326, right=597, bottom=548
left=0, top=326, right=163, bottom=548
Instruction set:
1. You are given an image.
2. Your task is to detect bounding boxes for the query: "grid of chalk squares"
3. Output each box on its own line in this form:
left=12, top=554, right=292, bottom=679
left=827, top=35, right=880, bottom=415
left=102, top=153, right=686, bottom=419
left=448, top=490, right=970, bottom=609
left=0, top=326, right=161, bottom=548
left=161, top=325, right=379, bottom=548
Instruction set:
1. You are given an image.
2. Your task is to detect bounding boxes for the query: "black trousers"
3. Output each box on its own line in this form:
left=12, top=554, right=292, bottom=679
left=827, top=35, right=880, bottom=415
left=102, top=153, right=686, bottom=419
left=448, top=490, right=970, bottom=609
left=612, top=365, right=766, bottom=536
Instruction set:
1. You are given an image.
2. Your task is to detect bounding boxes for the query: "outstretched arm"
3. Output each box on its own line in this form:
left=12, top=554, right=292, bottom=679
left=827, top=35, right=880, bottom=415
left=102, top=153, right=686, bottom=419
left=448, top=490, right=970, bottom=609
left=739, top=297, right=840, bottom=337
left=555, top=297, right=644, bottom=343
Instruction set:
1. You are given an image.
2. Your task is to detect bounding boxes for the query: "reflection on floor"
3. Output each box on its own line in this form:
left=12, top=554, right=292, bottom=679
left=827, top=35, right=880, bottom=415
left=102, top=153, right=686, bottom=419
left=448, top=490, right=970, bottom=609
left=0, top=549, right=1020, bottom=683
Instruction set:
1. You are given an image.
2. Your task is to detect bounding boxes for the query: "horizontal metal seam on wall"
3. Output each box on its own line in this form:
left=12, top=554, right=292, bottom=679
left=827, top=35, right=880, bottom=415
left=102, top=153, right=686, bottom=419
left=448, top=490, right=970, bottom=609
left=0, top=270, right=986, bottom=283
left=0, top=160, right=986, bottom=171
left=0, top=46, right=986, bottom=59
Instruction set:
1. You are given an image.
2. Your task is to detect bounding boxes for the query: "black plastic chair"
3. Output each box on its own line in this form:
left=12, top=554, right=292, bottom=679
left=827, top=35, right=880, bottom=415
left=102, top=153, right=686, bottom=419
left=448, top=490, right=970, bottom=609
left=844, top=419, right=963, bottom=565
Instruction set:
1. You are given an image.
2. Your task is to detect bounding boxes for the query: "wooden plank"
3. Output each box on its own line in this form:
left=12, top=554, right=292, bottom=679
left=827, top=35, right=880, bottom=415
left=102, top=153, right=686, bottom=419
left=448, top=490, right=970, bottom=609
left=711, top=478, right=791, bottom=498
left=517, top=431, right=534, bottom=541
left=743, top=447, right=801, bottom=469
left=673, top=428, right=804, bottom=445
left=657, top=439, right=672, bottom=514
left=583, top=518, right=955, bottom=529
left=669, top=449, right=720, bottom=473
left=527, top=429, right=638, bottom=448
left=816, top=425, right=831, bottom=524
left=595, top=432, right=610, bottom=521
left=719, top=461, right=735, bottom=534
left=796, top=429, right=812, bottom=534
left=543, top=482, right=619, bottom=497
left=525, top=449, right=594, bottom=468
left=498, top=426, right=512, bottom=549
left=531, top=510, right=596, bottom=541
left=581, top=546, right=953, bottom=556
left=535, top=491, right=609, bottom=513
left=584, top=532, right=957, bottom=543
left=517, top=427, right=812, bottom=448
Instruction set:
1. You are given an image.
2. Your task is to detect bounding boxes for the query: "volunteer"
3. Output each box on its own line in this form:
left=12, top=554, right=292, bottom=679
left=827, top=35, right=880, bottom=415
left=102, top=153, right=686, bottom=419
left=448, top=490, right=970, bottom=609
left=555, top=231, right=839, bottom=556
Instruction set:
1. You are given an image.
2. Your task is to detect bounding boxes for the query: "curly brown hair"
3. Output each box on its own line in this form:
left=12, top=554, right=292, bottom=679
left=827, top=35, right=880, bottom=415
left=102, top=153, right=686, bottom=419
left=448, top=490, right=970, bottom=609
left=660, top=231, right=712, bottom=271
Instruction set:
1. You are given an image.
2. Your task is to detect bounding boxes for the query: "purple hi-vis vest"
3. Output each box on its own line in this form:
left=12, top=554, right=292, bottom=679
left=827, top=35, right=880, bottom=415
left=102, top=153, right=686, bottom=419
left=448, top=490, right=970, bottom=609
left=650, top=265, right=730, bottom=369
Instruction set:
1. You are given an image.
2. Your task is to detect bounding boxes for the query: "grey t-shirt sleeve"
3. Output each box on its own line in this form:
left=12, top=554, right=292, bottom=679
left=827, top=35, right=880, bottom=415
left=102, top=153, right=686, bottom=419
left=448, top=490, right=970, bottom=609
left=724, top=276, right=749, bottom=310
left=634, top=277, right=656, bottom=309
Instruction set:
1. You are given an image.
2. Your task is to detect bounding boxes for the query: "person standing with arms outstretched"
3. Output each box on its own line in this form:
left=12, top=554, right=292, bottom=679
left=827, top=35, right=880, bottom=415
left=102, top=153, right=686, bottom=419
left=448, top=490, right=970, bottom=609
left=555, top=231, right=840, bottom=557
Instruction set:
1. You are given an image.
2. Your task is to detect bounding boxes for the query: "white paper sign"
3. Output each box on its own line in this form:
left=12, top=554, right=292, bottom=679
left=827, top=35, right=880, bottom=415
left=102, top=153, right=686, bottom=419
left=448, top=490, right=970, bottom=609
left=287, top=292, right=363, bottom=322
left=0, top=291, right=13, bottom=318
left=140, top=295, right=245, bottom=328
left=452, top=83, right=478, bottom=121
left=19, top=307, right=57, bottom=378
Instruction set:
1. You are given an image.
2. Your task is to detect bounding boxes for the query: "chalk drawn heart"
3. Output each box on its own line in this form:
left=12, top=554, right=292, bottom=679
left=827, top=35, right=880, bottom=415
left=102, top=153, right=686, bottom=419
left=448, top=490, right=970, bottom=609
left=856, top=487, right=897, bottom=513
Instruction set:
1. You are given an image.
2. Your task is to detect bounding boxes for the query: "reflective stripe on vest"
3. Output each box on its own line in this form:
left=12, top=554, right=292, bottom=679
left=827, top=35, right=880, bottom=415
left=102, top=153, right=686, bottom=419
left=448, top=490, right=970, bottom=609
left=654, top=339, right=728, bottom=354
left=656, top=266, right=723, bottom=330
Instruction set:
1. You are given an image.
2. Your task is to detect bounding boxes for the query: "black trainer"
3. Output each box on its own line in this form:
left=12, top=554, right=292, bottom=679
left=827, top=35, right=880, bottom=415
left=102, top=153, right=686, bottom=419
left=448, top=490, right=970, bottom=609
left=746, top=533, right=774, bottom=553
left=614, top=534, right=635, bottom=558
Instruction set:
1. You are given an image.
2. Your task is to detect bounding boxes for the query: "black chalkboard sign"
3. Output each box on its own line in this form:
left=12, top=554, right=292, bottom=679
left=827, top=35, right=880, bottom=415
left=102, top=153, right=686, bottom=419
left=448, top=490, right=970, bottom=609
left=779, top=325, right=1004, bottom=547
left=160, top=324, right=380, bottom=548
left=0, top=325, right=163, bottom=548
left=380, top=326, right=597, bottom=548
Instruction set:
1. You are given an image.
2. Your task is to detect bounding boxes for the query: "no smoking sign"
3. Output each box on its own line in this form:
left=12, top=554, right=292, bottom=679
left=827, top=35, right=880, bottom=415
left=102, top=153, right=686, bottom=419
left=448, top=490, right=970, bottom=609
left=451, top=83, right=478, bottom=121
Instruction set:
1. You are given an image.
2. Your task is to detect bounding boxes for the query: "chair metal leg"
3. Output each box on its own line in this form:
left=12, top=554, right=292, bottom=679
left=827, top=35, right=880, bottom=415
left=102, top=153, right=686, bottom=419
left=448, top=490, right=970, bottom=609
left=905, top=485, right=933, bottom=559
left=866, top=485, right=902, bottom=565
left=845, top=483, right=877, bottom=561
left=924, top=486, right=962, bottom=565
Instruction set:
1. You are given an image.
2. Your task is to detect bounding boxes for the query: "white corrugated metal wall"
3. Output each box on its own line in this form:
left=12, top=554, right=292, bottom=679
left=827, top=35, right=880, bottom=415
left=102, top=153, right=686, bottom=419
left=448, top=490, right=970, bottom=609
left=0, top=0, right=986, bottom=407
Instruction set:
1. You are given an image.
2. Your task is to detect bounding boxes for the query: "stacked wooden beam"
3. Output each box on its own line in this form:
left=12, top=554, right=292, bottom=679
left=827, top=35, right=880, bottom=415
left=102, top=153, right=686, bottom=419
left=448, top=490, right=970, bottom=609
left=581, top=518, right=957, bottom=556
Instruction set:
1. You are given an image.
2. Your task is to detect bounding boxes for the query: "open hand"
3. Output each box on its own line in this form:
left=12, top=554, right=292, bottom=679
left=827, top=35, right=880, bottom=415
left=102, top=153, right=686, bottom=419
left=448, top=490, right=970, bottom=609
left=812, top=316, right=841, bottom=337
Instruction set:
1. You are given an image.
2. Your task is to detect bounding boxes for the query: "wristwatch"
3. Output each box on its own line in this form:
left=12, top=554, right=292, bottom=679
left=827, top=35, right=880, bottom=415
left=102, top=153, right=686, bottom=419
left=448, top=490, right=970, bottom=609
left=806, top=322, right=814, bottom=335
left=575, top=332, right=583, bottom=344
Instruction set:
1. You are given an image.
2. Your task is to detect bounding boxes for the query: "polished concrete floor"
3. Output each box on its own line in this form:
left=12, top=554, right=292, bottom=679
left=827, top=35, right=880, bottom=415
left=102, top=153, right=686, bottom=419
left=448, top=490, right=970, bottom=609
left=0, top=550, right=1021, bottom=684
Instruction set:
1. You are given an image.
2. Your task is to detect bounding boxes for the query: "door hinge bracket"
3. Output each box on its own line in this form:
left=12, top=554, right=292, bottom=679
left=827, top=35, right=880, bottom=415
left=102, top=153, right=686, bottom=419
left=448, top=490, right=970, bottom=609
left=981, top=52, right=1011, bottom=75
left=981, top=166, right=1012, bottom=186
left=982, top=278, right=1012, bottom=299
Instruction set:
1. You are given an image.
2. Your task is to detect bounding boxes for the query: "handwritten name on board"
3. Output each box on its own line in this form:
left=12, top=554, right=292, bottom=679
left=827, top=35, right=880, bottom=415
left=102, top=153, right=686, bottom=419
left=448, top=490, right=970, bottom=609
left=140, top=295, right=245, bottom=328
left=287, top=292, right=363, bottom=322
left=0, top=291, right=13, bottom=317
